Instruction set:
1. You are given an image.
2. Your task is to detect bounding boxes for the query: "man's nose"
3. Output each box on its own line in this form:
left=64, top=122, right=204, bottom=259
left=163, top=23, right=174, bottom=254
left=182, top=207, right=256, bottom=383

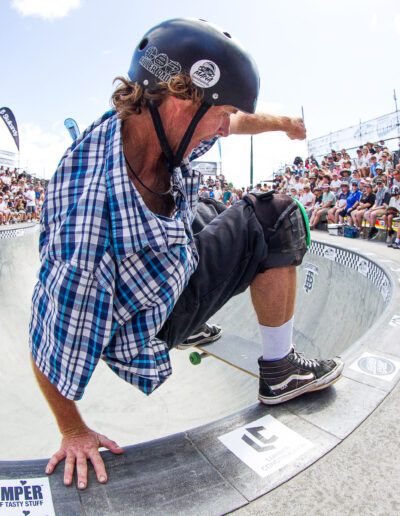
left=218, top=116, right=230, bottom=137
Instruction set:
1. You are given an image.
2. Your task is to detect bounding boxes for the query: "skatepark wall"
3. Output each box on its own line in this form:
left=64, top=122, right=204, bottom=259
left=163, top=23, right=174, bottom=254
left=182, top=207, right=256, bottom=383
left=0, top=227, right=393, bottom=458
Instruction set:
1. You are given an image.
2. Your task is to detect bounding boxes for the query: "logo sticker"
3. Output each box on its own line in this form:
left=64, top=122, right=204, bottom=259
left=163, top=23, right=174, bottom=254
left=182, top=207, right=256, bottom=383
left=139, top=46, right=182, bottom=82
left=190, top=60, right=220, bottom=88
left=303, top=263, right=319, bottom=295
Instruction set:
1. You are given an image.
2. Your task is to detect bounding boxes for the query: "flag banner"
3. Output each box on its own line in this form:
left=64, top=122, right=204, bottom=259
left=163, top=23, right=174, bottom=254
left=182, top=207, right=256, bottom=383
left=0, top=107, right=19, bottom=150
left=308, top=111, right=400, bottom=158
left=64, top=118, right=80, bottom=140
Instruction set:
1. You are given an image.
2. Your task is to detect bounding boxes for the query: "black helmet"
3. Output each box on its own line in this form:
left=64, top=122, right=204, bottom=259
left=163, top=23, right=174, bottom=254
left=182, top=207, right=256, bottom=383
left=128, top=18, right=259, bottom=114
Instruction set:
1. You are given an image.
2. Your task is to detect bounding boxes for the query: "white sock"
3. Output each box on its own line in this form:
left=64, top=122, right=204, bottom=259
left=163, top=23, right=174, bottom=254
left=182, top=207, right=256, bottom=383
left=260, top=317, right=293, bottom=361
left=396, top=238, right=400, bottom=244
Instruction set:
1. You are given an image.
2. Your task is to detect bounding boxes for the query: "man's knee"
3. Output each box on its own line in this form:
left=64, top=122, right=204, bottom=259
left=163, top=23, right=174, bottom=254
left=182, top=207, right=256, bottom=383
left=244, top=192, right=308, bottom=268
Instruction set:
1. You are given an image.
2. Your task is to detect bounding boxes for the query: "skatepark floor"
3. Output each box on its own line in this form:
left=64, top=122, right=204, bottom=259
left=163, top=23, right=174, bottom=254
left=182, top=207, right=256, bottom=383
left=233, top=230, right=400, bottom=516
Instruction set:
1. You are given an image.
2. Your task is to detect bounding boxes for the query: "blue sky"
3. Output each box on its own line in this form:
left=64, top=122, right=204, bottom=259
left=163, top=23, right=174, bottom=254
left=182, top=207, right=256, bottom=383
left=0, top=0, right=399, bottom=185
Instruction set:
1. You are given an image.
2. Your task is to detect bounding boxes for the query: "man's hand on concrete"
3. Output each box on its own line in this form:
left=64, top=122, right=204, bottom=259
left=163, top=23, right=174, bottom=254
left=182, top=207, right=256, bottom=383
left=45, top=428, right=124, bottom=489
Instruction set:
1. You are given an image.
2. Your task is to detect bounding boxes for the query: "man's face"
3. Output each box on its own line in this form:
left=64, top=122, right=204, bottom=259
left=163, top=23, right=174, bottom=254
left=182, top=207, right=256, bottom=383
left=170, top=100, right=237, bottom=156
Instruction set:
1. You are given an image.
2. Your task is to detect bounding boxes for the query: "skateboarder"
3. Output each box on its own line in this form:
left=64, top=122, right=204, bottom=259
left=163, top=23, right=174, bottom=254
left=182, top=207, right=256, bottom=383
left=29, top=18, right=343, bottom=490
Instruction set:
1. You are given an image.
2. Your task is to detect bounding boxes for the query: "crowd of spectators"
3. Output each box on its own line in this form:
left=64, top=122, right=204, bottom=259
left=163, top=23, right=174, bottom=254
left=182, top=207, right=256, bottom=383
left=199, top=140, right=400, bottom=249
left=0, top=166, right=46, bottom=226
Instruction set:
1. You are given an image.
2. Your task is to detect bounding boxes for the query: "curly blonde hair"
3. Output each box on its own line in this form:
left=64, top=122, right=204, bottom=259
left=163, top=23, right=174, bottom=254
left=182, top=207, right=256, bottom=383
left=111, top=74, right=204, bottom=120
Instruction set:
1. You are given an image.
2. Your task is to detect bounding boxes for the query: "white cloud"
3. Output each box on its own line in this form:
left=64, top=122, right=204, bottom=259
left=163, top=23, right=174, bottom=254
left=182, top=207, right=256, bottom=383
left=11, top=0, right=81, bottom=20
left=17, top=123, right=71, bottom=179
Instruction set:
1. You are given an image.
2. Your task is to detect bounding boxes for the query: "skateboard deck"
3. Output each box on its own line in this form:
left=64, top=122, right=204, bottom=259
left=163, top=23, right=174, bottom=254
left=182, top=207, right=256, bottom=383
left=189, top=333, right=260, bottom=378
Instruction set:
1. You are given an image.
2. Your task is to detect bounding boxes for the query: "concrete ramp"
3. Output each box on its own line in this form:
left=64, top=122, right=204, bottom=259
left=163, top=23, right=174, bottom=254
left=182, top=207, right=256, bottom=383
left=1, top=226, right=399, bottom=515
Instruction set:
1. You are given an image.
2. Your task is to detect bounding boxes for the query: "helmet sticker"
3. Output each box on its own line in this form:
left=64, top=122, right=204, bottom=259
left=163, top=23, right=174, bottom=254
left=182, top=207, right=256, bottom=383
left=139, top=46, right=182, bottom=82
left=190, top=60, right=220, bottom=88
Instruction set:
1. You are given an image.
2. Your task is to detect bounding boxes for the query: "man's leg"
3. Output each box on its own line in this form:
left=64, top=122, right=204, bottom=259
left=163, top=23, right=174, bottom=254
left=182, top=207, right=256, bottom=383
left=250, top=266, right=296, bottom=327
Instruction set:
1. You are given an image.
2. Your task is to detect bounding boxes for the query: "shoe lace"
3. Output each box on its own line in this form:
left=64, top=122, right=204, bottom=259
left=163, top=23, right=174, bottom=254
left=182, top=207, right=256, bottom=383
left=292, top=350, right=319, bottom=368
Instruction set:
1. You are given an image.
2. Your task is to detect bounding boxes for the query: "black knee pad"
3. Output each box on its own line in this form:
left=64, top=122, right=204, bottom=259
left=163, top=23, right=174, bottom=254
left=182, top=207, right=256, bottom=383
left=244, top=191, right=308, bottom=268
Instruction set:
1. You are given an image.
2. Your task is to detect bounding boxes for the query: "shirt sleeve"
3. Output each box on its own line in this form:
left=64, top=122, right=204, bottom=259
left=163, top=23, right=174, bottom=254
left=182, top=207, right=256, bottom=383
left=29, top=259, right=114, bottom=400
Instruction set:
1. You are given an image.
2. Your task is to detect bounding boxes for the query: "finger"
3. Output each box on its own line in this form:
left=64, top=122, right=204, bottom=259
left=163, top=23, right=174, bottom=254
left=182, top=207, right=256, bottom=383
left=76, top=453, right=88, bottom=490
left=46, top=449, right=66, bottom=474
left=98, top=434, right=124, bottom=455
left=63, top=454, right=76, bottom=486
left=88, top=449, right=108, bottom=484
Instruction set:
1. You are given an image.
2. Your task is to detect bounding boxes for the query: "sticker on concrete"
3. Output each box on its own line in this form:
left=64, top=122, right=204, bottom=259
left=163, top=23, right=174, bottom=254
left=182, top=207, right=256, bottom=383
left=323, top=247, right=336, bottom=261
left=0, top=477, right=55, bottom=515
left=389, top=315, right=400, bottom=328
left=303, top=263, right=318, bottom=295
left=380, top=278, right=390, bottom=301
left=350, top=352, right=400, bottom=382
left=357, top=258, right=370, bottom=277
left=15, top=229, right=24, bottom=237
left=218, top=414, right=313, bottom=478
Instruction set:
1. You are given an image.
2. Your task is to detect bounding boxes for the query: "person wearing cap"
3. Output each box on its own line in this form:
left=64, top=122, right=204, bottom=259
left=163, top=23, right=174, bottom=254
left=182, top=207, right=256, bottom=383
left=340, top=169, right=352, bottom=183
left=29, top=18, right=343, bottom=489
left=364, top=179, right=390, bottom=239
left=350, top=182, right=376, bottom=231
left=23, top=184, right=37, bottom=222
left=309, top=183, right=336, bottom=229
left=392, top=168, right=400, bottom=188
left=372, top=165, right=384, bottom=185
left=299, top=183, right=314, bottom=209
left=328, top=181, right=350, bottom=224
left=330, top=171, right=341, bottom=191
left=338, top=181, right=362, bottom=224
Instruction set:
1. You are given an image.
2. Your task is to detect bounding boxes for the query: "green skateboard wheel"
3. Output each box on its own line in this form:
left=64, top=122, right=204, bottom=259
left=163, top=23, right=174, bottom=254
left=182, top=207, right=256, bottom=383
left=189, top=352, right=201, bottom=365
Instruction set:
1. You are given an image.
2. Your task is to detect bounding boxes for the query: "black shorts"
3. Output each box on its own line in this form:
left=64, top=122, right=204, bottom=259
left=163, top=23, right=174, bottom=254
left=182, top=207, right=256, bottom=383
left=157, top=196, right=307, bottom=349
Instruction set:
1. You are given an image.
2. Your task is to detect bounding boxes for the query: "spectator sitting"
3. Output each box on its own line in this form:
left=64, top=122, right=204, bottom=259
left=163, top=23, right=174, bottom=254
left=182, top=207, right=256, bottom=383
left=365, top=179, right=391, bottom=239
left=338, top=181, right=362, bottom=224
left=0, top=195, right=10, bottom=224
left=392, top=169, right=400, bottom=188
left=328, top=181, right=350, bottom=223
left=383, top=186, right=400, bottom=244
left=309, top=183, right=336, bottom=229
left=330, top=171, right=342, bottom=191
left=299, top=183, right=314, bottom=210
left=350, top=182, right=376, bottom=231
left=340, top=169, right=352, bottom=183
left=372, top=165, right=384, bottom=185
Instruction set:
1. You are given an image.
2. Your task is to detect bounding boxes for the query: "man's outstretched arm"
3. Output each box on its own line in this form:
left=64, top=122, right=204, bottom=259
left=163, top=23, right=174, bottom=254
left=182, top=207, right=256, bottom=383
left=31, top=356, right=123, bottom=489
left=229, top=112, right=306, bottom=140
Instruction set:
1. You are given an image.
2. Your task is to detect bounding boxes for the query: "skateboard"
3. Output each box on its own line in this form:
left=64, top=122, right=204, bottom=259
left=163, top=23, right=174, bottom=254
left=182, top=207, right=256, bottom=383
left=188, top=333, right=260, bottom=378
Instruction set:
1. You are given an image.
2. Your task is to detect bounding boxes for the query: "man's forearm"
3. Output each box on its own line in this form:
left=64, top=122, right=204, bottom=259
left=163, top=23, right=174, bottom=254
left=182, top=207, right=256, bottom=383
left=230, top=112, right=306, bottom=140
left=31, top=356, right=88, bottom=436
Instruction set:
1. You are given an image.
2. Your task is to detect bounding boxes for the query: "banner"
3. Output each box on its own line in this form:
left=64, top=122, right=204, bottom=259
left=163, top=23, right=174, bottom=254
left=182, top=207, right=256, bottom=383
left=308, top=111, right=400, bottom=158
left=191, top=160, right=219, bottom=176
left=0, top=107, right=19, bottom=151
left=64, top=117, right=80, bottom=141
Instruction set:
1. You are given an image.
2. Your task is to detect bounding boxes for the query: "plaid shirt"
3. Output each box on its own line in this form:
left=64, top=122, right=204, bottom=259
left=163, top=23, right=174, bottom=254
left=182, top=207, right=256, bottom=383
left=29, top=110, right=215, bottom=400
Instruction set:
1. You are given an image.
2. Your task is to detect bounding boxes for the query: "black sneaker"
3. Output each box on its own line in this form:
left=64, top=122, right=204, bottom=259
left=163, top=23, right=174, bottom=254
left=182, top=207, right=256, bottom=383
left=176, top=323, right=222, bottom=350
left=258, top=350, right=344, bottom=405
left=368, top=227, right=379, bottom=240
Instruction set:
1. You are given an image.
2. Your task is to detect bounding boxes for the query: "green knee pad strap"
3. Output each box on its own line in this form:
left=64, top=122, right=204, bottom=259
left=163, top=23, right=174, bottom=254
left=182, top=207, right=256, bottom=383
left=293, top=198, right=311, bottom=247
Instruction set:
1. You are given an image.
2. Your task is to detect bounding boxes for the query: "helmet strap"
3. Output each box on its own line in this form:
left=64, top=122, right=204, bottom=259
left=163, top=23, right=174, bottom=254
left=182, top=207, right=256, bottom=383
left=147, top=100, right=211, bottom=173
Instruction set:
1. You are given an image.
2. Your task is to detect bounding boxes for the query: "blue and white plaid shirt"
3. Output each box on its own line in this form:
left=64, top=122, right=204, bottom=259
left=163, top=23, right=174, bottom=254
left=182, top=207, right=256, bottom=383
left=29, top=110, right=216, bottom=400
